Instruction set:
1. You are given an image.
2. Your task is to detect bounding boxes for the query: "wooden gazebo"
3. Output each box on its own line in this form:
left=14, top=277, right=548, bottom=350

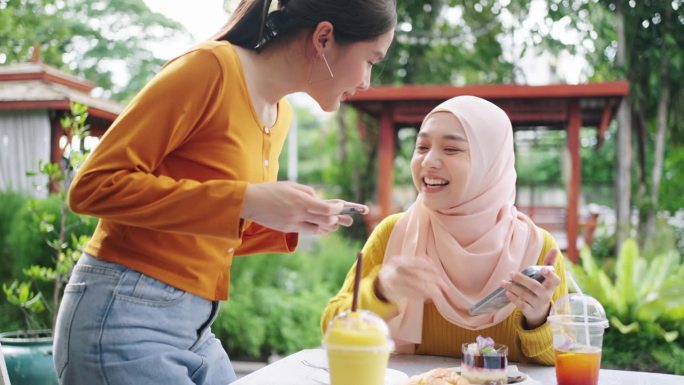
left=0, top=57, right=122, bottom=197
left=0, top=61, right=123, bottom=165
left=345, top=81, right=629, bottom=262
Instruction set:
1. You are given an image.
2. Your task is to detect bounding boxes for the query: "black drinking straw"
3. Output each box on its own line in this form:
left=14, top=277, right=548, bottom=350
left=351, top=252, right=363, bottom=312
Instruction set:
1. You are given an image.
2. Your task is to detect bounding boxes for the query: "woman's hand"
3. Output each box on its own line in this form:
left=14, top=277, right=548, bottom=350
left=501, top=248, right=561, bottom=329
left=322, top=199, right=369, bottom=228
left=376, top=257, right=445, bottom=304
left=241, top=182, right=366, bottom=234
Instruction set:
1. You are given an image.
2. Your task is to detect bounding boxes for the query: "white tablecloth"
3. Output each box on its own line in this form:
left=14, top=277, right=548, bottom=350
left=232, top=348, right=684, bottom=385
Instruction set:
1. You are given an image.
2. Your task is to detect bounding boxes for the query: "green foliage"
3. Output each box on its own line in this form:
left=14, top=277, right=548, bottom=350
left=2, top=102, right=94, bottom=332
left=660, top=147, right=684, bottom=212
left=602, top=327, right=684, bottom=374
left=0, top=190, right=27, bottom=277
left=544, top=0, right=684, bottom=223
left=5, top=195, right=95, bottom=278
left=379, top=1, right=527, bottom=85
left=0, top=190, right=29, bottom=333
left=586, top=222, right=617, bottom=267
left=0, top=0, right=187, bottom=102
left=212, top=233, right=361, bottom=360
left=3, top=281, right=46, bottom=331
left=571, top=237, right=684, bottom=373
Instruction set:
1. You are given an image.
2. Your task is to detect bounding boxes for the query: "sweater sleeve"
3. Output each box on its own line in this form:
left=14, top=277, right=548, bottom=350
left=320, top=214, right=402, bottom=334
left=68, top=48, right=246, bottom=241
left=513, top=230, right=569, bottom=365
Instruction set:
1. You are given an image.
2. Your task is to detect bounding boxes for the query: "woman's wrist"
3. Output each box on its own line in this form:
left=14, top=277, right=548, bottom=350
left=373, top=277, right=390, bottom=303
left=240, top=184, right=256, bottom=220
left=523, top=304, right=551, bottom=329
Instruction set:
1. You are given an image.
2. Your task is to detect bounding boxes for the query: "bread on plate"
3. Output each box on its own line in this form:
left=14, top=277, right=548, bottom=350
left=406, top=368, right=470, bottom=385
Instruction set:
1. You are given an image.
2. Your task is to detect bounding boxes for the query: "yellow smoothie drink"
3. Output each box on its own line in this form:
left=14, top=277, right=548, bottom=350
left=324, top=310, right=393, bottom=385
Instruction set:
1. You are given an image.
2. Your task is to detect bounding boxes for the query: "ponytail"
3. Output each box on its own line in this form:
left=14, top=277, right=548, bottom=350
left=212, top=0, right=273, bottom=49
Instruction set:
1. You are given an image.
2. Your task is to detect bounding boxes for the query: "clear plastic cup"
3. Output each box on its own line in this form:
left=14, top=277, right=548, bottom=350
left=547, top=294, right=609, bottom=385
left=323, top=310, right=394, bottom=385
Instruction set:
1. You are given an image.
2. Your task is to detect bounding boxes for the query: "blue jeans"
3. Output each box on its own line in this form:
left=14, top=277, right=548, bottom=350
left=53, top=254, right=236, bottom=385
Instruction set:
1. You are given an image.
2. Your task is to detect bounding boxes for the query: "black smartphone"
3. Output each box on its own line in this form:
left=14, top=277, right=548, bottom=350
left=468, top=265, right=553, bottom=316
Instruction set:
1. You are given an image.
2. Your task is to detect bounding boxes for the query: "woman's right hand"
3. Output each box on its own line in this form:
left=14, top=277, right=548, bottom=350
left=376, top=257, right=444, bottom=304
left=241, top=181, right=350, bottom=234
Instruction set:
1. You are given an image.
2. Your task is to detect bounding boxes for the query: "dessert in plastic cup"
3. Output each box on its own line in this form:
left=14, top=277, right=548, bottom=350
left=323, top=310, right=394, bottom=385
left=461, top=336, right=508, bottom=385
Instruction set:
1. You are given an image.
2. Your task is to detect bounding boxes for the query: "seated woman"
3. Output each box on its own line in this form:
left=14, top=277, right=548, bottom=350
left=321, top=96, right=568, bottom=365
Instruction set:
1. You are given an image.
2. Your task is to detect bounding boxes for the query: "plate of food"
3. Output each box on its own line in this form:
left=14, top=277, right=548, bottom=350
left=406, top=367, right=470, bottom=385
left=450, top=365, right=539, bottom=385
left=454, top=336, right=540, bottom=385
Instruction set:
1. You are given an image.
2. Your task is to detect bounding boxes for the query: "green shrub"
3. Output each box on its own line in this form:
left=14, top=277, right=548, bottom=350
left=213, top=279, right=267, bottom=358
left=0, top=191, right=31, bottom=332
left=0, top=190, right=26, bottom=257
left=1, top=102, right=95, bottom=332
left=0, top=190, right=27, bottom=290
left=5, top=195, right=96, bottom=278
left=571, top=237, right=684, bottom=374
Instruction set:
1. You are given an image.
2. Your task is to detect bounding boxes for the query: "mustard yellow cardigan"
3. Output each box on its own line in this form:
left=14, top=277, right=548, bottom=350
left=321, top=213, right=568, bottom=365
left=68, top=41, right=296, bottom=301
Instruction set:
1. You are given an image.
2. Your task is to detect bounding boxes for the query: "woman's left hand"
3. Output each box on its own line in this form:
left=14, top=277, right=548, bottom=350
left=501, top=248, right=561, bottom=329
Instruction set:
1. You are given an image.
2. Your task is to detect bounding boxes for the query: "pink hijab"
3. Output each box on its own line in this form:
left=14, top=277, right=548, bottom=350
left=384, top=96, right=543, bottom=352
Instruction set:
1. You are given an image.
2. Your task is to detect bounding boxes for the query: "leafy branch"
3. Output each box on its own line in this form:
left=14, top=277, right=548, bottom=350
left=3, top=102, right=92, bottom=333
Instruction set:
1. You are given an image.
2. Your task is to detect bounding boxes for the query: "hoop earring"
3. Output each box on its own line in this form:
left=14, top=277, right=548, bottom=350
left=308, top=52, right=334, bottom=84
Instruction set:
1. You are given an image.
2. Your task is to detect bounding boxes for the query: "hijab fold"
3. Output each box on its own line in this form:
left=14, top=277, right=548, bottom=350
left=384, top=96, right=543, bottom=353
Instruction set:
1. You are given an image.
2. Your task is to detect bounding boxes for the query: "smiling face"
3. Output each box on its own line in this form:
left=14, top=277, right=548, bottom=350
left=306, top=29, right=394, bottom=112
left=411, top=112, right=471, bottom=211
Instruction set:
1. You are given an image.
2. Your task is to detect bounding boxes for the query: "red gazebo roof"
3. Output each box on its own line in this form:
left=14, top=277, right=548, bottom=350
left=0, top=62, right=123, bottom=121
left=0, top=61, right=124, bottom=164
left=347, top=81, right=628, bottom=141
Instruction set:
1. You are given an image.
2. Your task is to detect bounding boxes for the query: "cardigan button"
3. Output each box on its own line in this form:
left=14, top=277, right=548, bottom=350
left=227, top=247, right=234, bottom=254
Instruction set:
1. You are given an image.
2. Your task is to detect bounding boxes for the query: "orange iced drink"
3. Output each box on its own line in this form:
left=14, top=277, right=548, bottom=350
left=548, top=294, right=608, bottom=385
left=323, top=310, right=393, bottom=385
left=554, top=347, right=602, bottom=385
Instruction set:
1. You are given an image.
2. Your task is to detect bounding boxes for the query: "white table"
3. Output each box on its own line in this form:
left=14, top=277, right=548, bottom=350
left=232, top=348, right=684, bottom=385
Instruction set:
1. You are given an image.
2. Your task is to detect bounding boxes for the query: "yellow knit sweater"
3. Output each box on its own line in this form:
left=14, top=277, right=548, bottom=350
left=321, top=213, right=568, bottom=365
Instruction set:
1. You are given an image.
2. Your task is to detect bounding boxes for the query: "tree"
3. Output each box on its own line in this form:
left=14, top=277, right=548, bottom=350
left=0, top=0, right=188, bottom=102
left=378, top=1, right=536, bottom=85
left=542, top=0, right=684, bottom=244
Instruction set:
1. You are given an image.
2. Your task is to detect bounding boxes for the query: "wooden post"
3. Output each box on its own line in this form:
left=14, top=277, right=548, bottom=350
left=377, top=106, right=395, bottom=219
left=566, top=101, right=581, bottom=263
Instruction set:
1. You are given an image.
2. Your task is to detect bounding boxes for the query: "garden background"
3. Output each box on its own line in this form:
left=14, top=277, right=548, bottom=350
left=1, top=0, right=683, bottom=375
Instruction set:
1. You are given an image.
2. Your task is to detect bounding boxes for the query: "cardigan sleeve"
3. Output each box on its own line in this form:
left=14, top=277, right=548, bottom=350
left=513, top=230, right=569, bottom=365
left=68, top=48, right=247, bottom=241
left=320, top=214, right=402, bottom=334
left=234, top=223, right=298, bottom=256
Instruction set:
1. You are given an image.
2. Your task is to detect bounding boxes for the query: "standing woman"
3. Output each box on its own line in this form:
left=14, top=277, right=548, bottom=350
left=54, top=1, right=396, bottom=384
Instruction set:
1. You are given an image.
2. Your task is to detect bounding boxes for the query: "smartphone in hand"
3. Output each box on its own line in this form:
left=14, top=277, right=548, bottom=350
left=468, top=265, right=554, bottom=316
left=339, top=206, right=368, bottom=215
